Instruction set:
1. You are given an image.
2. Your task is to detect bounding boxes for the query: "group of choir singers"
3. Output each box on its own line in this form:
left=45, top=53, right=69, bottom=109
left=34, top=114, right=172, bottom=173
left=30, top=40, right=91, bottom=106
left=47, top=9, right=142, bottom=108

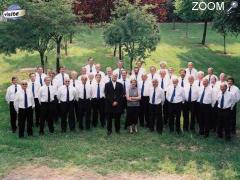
left=5, top=58, right=240, bottom=140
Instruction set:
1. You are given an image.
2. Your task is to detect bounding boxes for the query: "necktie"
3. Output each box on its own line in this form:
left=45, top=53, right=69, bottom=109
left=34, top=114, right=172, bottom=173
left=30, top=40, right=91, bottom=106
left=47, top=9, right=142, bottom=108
left=220, top=93, right=224, bottom=108
left=73, top=80, right=75, bottom=87
left=90, top=66, right=92, bottom=73
left=83, top=84, right=86, bottom=99
left=181, top=79, right=184, bottom=87
left=97, top=84, right=100, bottom=99
left=15, top=84, right=17, bottom=93
left=190, top=69, right=192, bottom=75
left=200, top=88, right=205, bottom=104
left=152, top=74, right=153, bottom=79
left=208, top=75, right=211, bottom=84
left=152, top=88, right=156, bottom=104
left=198, top=81, right=201, bottom=87
left=170, top=87, right=176, bottom=103
left=24, top=90, right=28, bottom=108
left=66, top=86, right=69, bottom=102
left=51, top=81, right=53, bottom=86
left=161, top=79, right=164, bottom=89
left=188, top=85, right=192, bottom=102
left=62, top=73, right=65, bottom=85
left=141, top=82, right=145, bottom=97
left=109, top=77, right=111, bottom=82
left=228, top=86, right=231, bottom=92
left=48, top=86, right=50, bottom=103
left=118, top=69, right=121, bottom=79
left=32, top=83, right=35, bottom=98
left=123, top=80, right=126, bottom=95
left=169, top=75, right=172, bottom=80
left=40, top=74, right=43, bottom=86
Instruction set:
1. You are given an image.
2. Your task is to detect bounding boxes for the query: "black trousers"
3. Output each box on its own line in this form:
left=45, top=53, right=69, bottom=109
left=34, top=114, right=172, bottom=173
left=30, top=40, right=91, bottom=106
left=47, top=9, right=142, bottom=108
left=73, top=100, right=80, bottom=122
left=18, top=107, right=33, bottom=138
left=168, top=102, right=182, bottom=133
left=9, top=102, right=17, bottom=132
left=195, top=102, right=201, bottom=124
left=106, top=113, right=121, bottom=133
left=60, top=101, right=75, bottom=132
left=127, top=106, right=139, bottom=126
left=183, top=101, right=197, bottom=131
left=163, top=99, right=169, bottom=125
left=39, top=102, right=54, bottom=134
left=210, top=102, right=218, bottom=131
left=34, top=98, right=40, bottom=126
left=79, top=99, right=91, bottom=130
left=231, top=104, right=237, bottom=134
left=139, top=96, right=149, bottom=127
left=217, top=108, right=231, bottom=139
left=198, top=103, right=212, bottom=136
left=149, top=104, right=163, bottom=133
left=52, top=96, right=59, bottom=122
left=92, top=98, right=105, bottom=127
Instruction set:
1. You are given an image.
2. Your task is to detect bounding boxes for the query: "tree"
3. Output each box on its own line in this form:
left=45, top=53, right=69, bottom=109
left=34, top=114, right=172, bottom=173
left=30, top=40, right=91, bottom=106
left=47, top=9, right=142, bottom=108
left=0, top=0, right=53, bottom=71
left=174, top=0, right=198, bottom=38
left=104, top=0, right=160, bottom=71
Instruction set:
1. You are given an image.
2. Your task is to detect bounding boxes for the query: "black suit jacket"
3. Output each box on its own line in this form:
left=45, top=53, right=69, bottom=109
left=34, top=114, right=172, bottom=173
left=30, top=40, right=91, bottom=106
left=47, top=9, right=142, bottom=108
left=104, top=81, right=124, bottom=113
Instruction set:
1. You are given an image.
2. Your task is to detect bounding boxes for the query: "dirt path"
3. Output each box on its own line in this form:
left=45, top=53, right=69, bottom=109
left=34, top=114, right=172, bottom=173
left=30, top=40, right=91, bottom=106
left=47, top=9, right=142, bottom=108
left=3, top=166, right=197, bottom=180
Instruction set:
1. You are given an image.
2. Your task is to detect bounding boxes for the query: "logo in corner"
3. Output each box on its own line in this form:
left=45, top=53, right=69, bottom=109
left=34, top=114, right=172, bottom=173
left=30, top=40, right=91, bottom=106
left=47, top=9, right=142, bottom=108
left=3, top=4, right=26, bottom=20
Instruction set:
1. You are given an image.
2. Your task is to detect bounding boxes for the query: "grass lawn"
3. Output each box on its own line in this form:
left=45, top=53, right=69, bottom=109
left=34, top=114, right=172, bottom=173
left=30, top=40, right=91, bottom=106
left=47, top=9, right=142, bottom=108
left=0, top=23, right=240, bottom=179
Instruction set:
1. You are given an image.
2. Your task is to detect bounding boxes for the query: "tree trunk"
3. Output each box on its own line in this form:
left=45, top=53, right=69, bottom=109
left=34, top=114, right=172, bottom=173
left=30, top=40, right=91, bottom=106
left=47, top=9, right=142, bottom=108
left=113, top=44, right=117, bottom=57
left=39, top=51, right=45, bottom=72
left=172, top=16, right=176, bottom=30
left=70, top=33, right=73, bottom=44
left=119, top=43, right=122, bottom=60
left=201, top=20, right=208, bottom=45
left=64, top=40, right=68, bottom=56
left=130, top=57, right=134, bottom=73
left=56, top=36, right=62, bottom=73
left=45, top=56, right=48, bottom=73
left=223, top=33, right=226, bottom=54
left=186, top=22, right=188, bottom=38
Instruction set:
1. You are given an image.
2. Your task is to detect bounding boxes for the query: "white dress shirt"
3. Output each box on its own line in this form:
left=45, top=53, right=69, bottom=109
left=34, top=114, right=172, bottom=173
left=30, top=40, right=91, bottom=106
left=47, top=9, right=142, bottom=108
left=117, top=78, right=130, bottom=94
left=147, top=73, right=160, bottom=82
left=138, top=80, right=150, bottom=97
left=131, top=67, right=146, bottom=79
left=228, top=85, right=240, bottom=104
left=217, top=91, right=234, bottom=109
left=57, top=85, right=76, bottom=102
left=167, top=74, right=177, bottom=82
left=85, top=64, right=96, bottom=74
left=28, top=81, right=41, bottom=99
left=211, top=85, right=219, bottom=106
left=113, top=68, right=124, bottom=79
left=149, top=86, right=165, bottom=105
left=130, top=73, right=142, bottom=82
left=103, top=75, right=112, bottom=84
left=54, top=73, right=70, bottom=89
left=38, top=85, right=56, bottom=103
left=204, top=74, right=218, bottom=83
left=91, top=81, right=105, bottom=98
left=35, top=72, right=47, bottom=86
left=158, top=77, right=170, bottom=92
left=184, top=84, right=199, bottom=102
left=166, top=85, right=185, bottom=103
left=178, top=76, right=189, bottom=88
left=14, top=88, right=35, bottom=112
left=94, top=71, right=105, bottom=77
left=194, top=79, right=203, bottom=87
left=185, top=68, right=198, bottom=79
left=70, top=79, right=81, bottom=89
left=77, top=83, right=92, bottom=99
left=5, top=84, right=21, bottom=103
left=197, top=86, right=213, bottom=104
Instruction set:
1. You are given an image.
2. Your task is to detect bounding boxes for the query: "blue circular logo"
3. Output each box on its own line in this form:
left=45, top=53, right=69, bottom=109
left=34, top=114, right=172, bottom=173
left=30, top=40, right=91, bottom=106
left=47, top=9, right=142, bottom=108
left=3, top=3, right=25, bottom=20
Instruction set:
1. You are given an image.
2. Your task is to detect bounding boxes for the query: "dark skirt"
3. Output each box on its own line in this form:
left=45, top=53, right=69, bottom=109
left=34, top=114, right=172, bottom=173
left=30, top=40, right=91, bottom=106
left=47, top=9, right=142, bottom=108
left=127, top=106, right=139, bottom=126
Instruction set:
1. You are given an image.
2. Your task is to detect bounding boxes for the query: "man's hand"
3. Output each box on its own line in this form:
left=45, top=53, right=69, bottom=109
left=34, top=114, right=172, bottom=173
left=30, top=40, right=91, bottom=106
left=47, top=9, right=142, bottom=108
left=112, top=101, right=118, bottom=106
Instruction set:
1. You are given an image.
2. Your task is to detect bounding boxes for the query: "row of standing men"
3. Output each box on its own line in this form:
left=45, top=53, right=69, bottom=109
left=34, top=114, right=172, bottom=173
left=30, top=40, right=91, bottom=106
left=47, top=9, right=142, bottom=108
left=5, top=59, right=240, bottom=140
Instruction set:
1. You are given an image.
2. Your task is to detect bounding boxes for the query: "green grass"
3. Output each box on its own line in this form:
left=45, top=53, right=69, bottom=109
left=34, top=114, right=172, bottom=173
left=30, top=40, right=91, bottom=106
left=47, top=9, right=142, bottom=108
left=0, top=23, right=240, bottom=179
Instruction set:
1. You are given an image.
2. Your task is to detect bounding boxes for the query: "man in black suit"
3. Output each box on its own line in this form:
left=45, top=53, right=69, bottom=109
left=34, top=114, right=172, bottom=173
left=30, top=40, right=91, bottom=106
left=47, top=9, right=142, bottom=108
left=104, top=73, right=124, bottom=135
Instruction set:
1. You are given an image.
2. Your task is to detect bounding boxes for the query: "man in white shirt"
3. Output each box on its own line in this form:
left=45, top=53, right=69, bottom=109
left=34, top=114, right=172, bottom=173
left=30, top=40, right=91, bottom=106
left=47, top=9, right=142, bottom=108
left=185, top=62, right=198, bottom=80
left=166, top=78, right=185, bottom=133
left=183, top=76, right=199, bottom=132
left=178, top=69, right=188, bottom=88
left=138, top=73, right=150, bottom=127
left=57, top=78, right=77, bottom=132
left=148, top=79, right=165, bottom=134
left=78, top=67, right=87, bottom=81
left=148, top=66, right=159, bottom=81
left=130, top=66, right=141, bottom=82
left=204, top=67, right=218, bottom=84
left=210, top=76, right=219, bottom=132
left=35, top=66, right=47, bottom=86
left=158, top=69, right=170, bottom=125
left=131, top=61, right=146, bottom=77
left=85, top=57, right=96, bottom=74
left=77, top=75, right=92, bottom=130
left=54, top=66, right=70, bottom=89
left=227, top=77, right=240, bottom=135
left=113, top=60, right=124, bottom=80
left=217, top=83, right=235, bottom=140
left=38, top=76, right=56, bottom=135
left=195, top=71, right=204, bottom=87
left=91, top=74, right=105, bottom=128
left=167, top=67, right=177, bottom=81
left=197, top=78, right=213, bottom=137
left=70, top=71, right=81, bottom=123
left=14, top=80, right=35, bottom=138
left=28, top=73, right=41, bottom=127
left=117, top=70, right=130, bottom=129
left=94, top=63, right=105, bottom=77
left=104, top=67, right=113, bottom=84
left=5, top=77, right=21, bottom=133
